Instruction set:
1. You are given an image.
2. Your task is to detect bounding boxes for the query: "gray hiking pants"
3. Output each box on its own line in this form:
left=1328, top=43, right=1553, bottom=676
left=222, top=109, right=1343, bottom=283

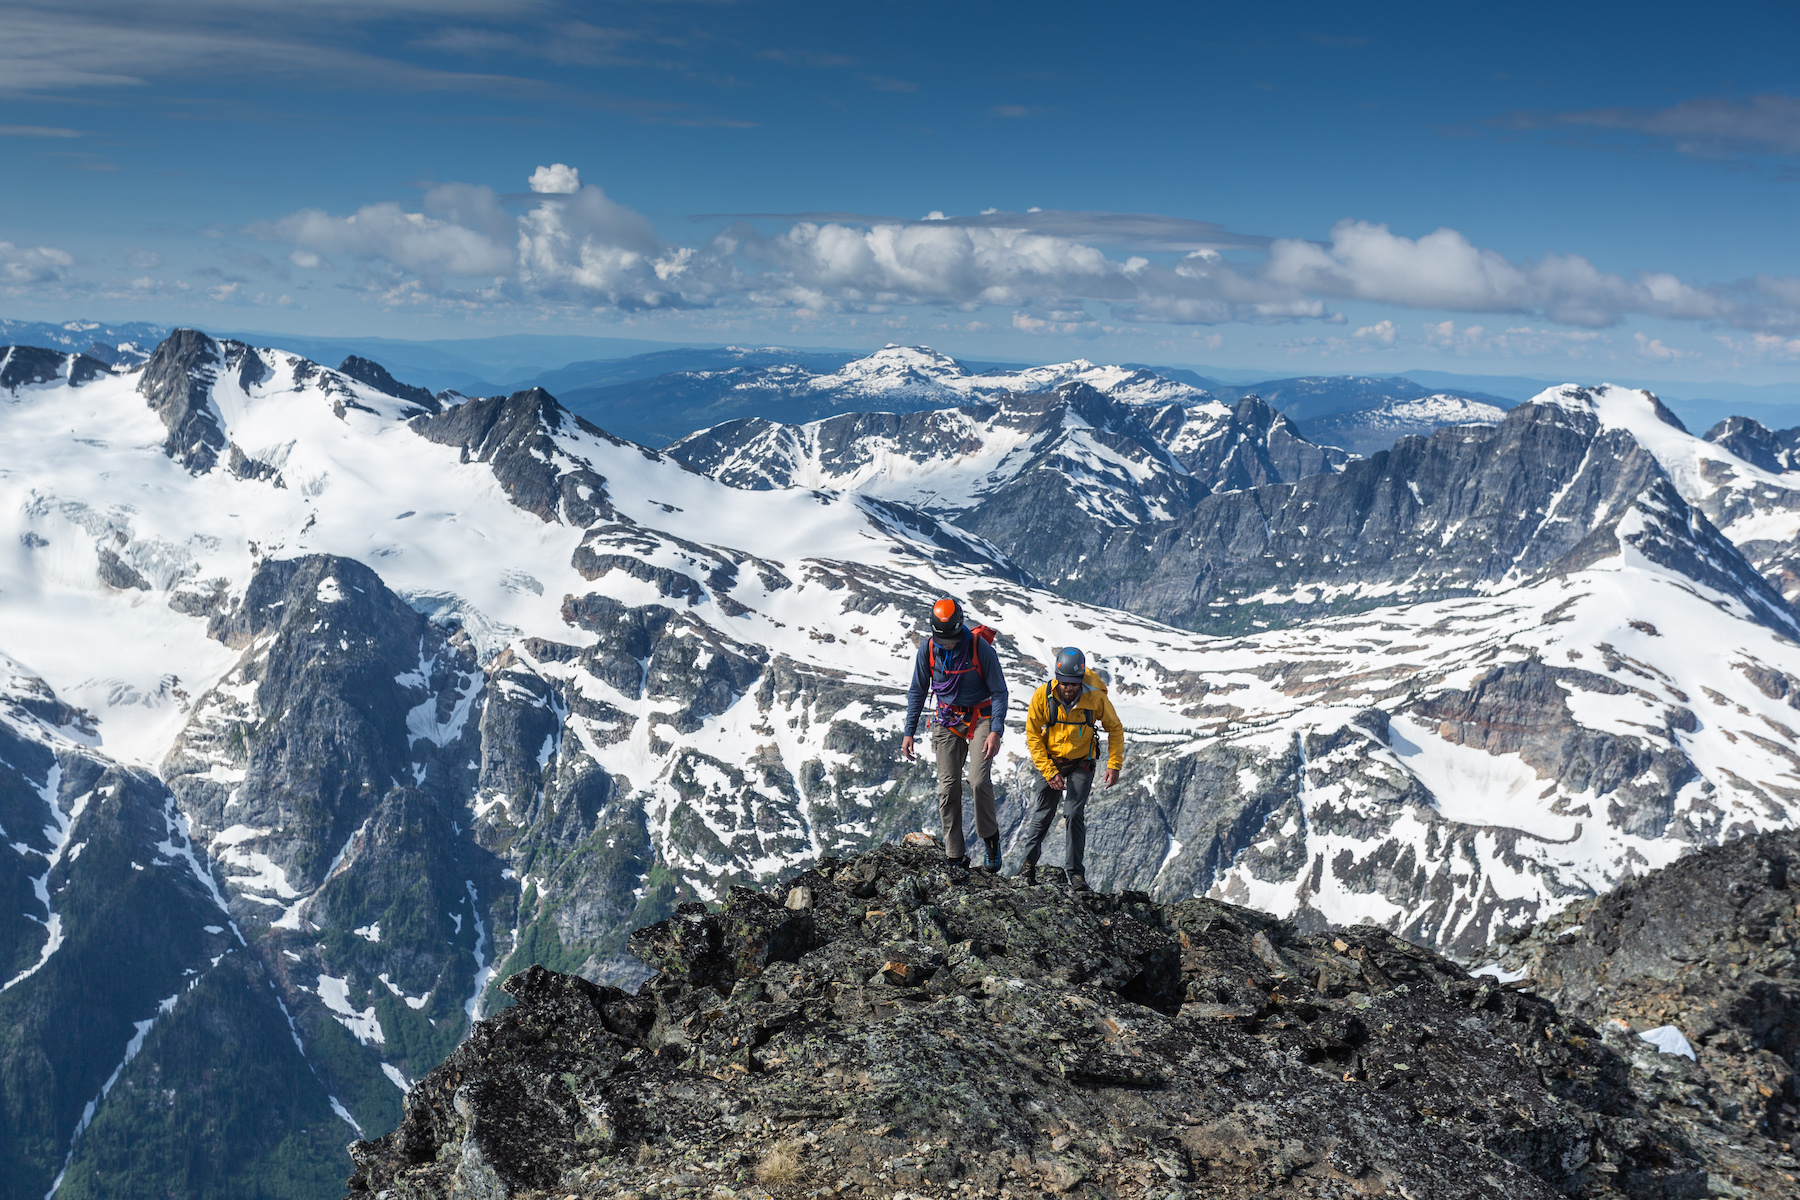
left=1019, top=762, right=1094, bottom=878
left=931, top=719, right=998, bottom=860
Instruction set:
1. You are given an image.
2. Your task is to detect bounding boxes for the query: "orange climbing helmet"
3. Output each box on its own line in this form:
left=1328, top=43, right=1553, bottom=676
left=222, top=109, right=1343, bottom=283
left=930, top=597, right=963, bottom=636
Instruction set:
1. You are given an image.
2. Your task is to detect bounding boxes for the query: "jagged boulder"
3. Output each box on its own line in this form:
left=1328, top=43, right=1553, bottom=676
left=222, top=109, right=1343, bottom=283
left=346, top=842, right=1707, bottom=1200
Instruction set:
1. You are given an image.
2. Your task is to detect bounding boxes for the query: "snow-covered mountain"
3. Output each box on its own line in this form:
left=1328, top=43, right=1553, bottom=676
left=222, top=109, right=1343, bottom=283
left=549, top=343, right=1217, bottom=446
left=1300, top=392, right=1509, bottom=456
left=0, top=318, right=167, bottom=367
left=728, top=344, right=1215, bottom=409
left=6, top=332, right=1800, bottom=1196
left=666, top=385, right=1349, bottom=529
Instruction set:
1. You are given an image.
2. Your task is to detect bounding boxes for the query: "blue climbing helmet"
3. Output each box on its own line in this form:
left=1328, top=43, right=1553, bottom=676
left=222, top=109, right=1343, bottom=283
left=1054, top=646, right=1086, bottom=683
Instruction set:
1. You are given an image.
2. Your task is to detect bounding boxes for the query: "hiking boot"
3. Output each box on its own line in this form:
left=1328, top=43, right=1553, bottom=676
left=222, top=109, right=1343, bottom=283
left=1020, top=861, right=1037, bottom=886
left=947, top=854, right=971, bottom=870
left=982, top=834, right=1002, bottom=872
left=1069, top=872, right=1089, bottom=892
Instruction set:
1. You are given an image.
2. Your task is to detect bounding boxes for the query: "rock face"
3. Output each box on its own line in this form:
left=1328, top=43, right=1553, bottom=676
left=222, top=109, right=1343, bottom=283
left=0, top=655, right=349, bottom=1200
left=137, top=328, right=233, bottom=471
left=1497, top=829, right=1800, bottom=1196
left=1144, top=395, right=1350, bottom=490
left=0, top=345, right=112, bottom=393
left=964, top=392, right=1796, bottom=637
left=346, top=841, right=1712, bottom=1200
left=1705, top=416, right=1800, bottom=474
left=337, top=355, right=442, bottom=413
left=409, top=388, right=618, bottom=526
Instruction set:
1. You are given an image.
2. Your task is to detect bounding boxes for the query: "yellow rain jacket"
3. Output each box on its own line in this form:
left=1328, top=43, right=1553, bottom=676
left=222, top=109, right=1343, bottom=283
left=1025, top=668, right=1125, bottom=782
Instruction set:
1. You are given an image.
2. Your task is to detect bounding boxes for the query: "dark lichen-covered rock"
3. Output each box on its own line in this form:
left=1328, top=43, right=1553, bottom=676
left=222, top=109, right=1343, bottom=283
left=346, top=841, right=1715, bottom=1200
left=1501, top=828, right=1800, bottom=1195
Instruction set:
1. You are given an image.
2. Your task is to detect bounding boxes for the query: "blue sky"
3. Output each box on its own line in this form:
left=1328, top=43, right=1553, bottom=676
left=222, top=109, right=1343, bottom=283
left=4, top=0, right=1800, bottom=380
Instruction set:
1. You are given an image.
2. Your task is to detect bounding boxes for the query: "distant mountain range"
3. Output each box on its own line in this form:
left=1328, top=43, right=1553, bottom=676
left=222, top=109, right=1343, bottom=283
left=0, top=319, right=169, bottom=366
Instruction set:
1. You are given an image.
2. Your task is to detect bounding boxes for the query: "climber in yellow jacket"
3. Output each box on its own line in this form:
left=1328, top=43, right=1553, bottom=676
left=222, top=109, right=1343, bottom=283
left=1019, top=646, right=1124, bottom=890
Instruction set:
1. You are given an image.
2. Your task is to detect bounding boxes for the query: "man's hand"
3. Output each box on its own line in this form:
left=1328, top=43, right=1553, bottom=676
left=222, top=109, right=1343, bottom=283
left=1104, top=767, right=1120, bottom=789
left=1047, top=773, right=1065, bottom=791
left=982, top=730, right=1001, bottom=760
left=901, top=735, right=916, bottom=762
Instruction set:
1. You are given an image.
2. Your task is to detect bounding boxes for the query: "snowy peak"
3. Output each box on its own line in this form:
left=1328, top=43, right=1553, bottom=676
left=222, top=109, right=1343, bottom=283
left=337, top=355, right=441, bottom=412
left=1514, top=385, right=1800, bottom=603
left=1534, top=382, right=1691, bottom=435
left=409, top=387, right=619, bottom=527
left=1147, top=394, right=1350, bottom=490
left=669, top=383, right=1346, bottom=545
left=0, top=344, right=114, bottom=394
left=1294, top=393, right=1510, bottom=458
left=136, top=329, right=447, bottom=479
left=1704, top=415, right=1800, bottom=474
left=667, top=382, right=1221, bottom=527
left=138, top=328, right=234, bottom=472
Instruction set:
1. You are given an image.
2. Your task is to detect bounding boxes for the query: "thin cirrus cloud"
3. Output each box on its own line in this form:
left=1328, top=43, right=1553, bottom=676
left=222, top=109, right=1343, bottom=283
left=0, top=124, right=82, bottom=138
left=0, top=2, right=642, bottom=100
left=1503, top=93, right=1800, bottom=159
left=252, top=164, right=1800, bottom=333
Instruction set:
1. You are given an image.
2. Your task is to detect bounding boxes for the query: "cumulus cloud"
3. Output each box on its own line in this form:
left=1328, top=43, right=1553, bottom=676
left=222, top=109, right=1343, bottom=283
left=265, top=204, right=513, bottom=277
left=528, top=163, right=581, bottom=194
left=517, top=179, right=700, bottom=307
left=1633, top=332, right=1693, bottom=361
left=1265, top=219, right=1728, bottom=327
left=0, top=240, right=74, bottom=284
left=245, top=165, right=1800, bottom=337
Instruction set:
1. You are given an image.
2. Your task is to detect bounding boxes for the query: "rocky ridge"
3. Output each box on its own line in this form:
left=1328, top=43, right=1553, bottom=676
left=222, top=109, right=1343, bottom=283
left=1494, top=828, right=1800, bottom=1197
left=346, top=839, right=1718, bottom=1200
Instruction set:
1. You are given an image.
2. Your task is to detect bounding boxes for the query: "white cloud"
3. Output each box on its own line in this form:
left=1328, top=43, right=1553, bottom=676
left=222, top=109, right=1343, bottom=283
left=1421, top=320, right=1606, bottom=358
left=1717, top=332, right=1800, bottom=361
left=264, top=202, right=513, bottom=278
left=528, top=163, right=581, bottom=194
left=1633, top=332, right=1692, bottom=361
left=1266, top=219, right=1728, bottom=327
left=244, top=167, right=1800, bottom=340
left=0, top=240, right=73, bottom=284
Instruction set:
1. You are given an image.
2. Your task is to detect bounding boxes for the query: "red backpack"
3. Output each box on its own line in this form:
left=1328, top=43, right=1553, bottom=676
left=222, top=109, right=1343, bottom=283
left=928, top=624, right=996, bottom=686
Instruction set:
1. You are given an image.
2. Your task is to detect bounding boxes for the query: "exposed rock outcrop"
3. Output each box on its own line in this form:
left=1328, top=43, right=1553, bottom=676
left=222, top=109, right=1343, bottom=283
left=1499, top=828, right=1800, bottom=1196
left=346, top=841, right=1711, bottom=1200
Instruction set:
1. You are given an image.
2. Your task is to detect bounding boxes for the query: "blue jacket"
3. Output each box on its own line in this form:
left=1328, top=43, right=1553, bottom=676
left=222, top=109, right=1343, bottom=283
left=903, top=633, right=1008, bottom=737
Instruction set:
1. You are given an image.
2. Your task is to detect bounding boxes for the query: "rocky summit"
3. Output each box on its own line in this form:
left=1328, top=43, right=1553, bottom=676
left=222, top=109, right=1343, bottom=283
left=346, top=839, right=1723, bottom=1200
left=1496, top=828, right=1800, bottom=1197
